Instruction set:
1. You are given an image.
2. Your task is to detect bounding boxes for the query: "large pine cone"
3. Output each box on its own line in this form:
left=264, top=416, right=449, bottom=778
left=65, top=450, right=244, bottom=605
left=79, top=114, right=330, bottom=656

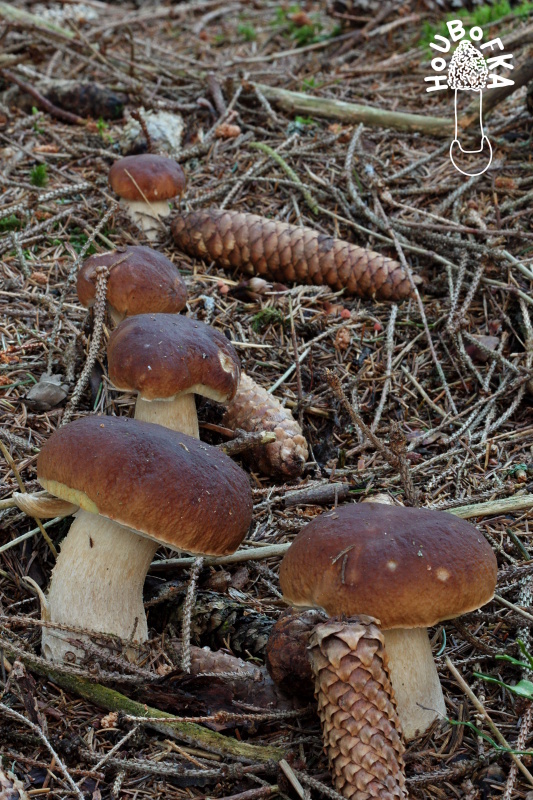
left=171, top=209, right=413, bottom=301
left=309, top=616, right=406, bottom=800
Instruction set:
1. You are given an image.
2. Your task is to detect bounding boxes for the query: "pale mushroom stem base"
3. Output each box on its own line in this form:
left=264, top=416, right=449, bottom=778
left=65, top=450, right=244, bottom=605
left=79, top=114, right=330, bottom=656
left=135, top=394, right=199, bottom=439
left=42, top=510, right=159, bottom=663
left=121, top=199, right=170, bottom=242
left=383, top=627, right=446, bottom=741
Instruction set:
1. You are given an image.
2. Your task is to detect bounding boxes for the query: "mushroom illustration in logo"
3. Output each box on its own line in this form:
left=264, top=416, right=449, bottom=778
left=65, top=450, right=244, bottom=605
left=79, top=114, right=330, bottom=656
left=448, top=40, right=492, bottom=176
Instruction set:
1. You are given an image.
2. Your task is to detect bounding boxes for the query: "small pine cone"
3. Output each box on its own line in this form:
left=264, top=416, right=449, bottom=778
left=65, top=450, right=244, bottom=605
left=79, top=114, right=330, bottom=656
left=308, top=616, right=406, bottom=800
left=266, top=608, right=327, bottom=699
left=171, top=209, right=413, bottom=301
left=223, top=372, right=308, bottom=478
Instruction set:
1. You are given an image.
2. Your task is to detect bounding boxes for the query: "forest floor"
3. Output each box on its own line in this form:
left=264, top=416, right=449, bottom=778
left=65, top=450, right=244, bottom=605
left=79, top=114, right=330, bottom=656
left=1, top=1, right=533, bottom=798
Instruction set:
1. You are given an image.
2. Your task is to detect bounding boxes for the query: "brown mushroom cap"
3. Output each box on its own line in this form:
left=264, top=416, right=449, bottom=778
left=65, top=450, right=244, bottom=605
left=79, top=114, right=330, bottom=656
left=37, top=416, right=252, bottom=556
left=109, top=154, right=186, bottom=202
left=280, top=503, right=497, bottom=629
left=77, top=246, right=187, bottom=316
left=107, top=313, right=240, bottom=403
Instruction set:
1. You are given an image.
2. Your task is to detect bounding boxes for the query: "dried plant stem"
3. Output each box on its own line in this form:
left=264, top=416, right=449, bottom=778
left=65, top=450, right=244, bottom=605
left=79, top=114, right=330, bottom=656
left=0, top=440, right=57, bottom=558
left=445, top=657, right=533, bottom=788
left=0, top=702, right=84, bottom=799
left=249, top=142, right=319, bottom=215
left=62, top=265, right=108, bottom=425
left=181, top=556, right=204, bottom=673
left=503, top=704, right=533, bottom=800
left=372, top=303, right=397, bottom=431
left=0, top=645, right=283, bottom=762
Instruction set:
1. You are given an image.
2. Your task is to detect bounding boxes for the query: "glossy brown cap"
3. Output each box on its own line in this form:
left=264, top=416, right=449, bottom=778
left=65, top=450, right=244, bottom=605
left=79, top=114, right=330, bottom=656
left=77, top=246, right=187, bottom=317
left=109, top=154, right=186, bottom=202
left=108, top=314, right=240, bottom=403
left=37, top=416, right=252, bottom=556
left=280, top=503, right=497, bottom=629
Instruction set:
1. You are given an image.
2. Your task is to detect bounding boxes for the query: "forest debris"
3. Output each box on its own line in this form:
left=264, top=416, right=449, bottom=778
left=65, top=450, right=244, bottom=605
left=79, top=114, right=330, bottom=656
left=45, top=81, right=126, bottom=121
left=250, top=83, right=450, bottom=137
left=283, top=482, right=350, bottom=507
left=172, top=209, right=413, bottom=301
left=223, top=373, right=308, bottom=478
left=0, top=768, right=29, bottom=800
left=2, top=644, right=284, bottom=763
left=119, top=109, right=184, bottom=156
left=24, top=373, right=68, bottom=411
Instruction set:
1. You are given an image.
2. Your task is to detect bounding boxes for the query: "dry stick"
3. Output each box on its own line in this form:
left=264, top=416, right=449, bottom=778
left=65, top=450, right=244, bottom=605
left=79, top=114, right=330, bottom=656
left=181, top=556, right=205, bottom=674
left=0, top=440, right=57, bottom=558
left=1, top=70, right=85, bottom=125
left=445, top=657, right=533, bottom=787
left=252, top=83, right=451, bottom=137
left=374, top=196, right=458, bottom=417
left=219, top=430, right=277, bottom=457
left=371, top=303, right=397, bottom=432
left=326, top=370, right=417, bottom=502
left=289, top=297, right=304, bottom=430
left=62, top=266, right=109, bottom=425
left=0, top=645, right=283, bottom=762
left=249, top=142, right=319, bottom=215
left=0, top=702, right=84, bottom=799
left=503, top=705, right=533, bottom=800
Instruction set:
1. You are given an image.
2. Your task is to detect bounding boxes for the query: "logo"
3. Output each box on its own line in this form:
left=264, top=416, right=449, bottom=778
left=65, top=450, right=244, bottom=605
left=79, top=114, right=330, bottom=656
left=424, top=20, right=515, bottom=177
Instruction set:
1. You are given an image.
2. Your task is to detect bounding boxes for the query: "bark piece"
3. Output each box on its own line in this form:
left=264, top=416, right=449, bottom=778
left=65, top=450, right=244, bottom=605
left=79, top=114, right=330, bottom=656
left=223, top=372, right=308, bottom=478
left=308, top=616, right=406, bottom=800
left=171, top=209, right=413, bottom=301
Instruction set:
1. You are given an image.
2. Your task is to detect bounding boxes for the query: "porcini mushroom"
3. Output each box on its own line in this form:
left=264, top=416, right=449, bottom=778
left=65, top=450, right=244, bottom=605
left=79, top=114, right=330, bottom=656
left=107, top=313, right=240, bottom=438
left=38, top=415, right=252, bottom=663
left=77, top=245, right=187, bottom=326
left=109, top=154, right=186, bottom=240
left=280, top=502, right=497, bottom=741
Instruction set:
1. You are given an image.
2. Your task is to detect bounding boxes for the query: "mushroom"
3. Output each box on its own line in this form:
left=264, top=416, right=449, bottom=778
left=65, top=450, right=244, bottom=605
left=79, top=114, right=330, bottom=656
left=109, top=154, right=186, bottom=240
left=77, top=245, right=187, bottom=326
left=279, top=502, right=497, bottom=741
left=37, top=415, right=252, bottom=663
left=107, top=313, right=240, bottom=438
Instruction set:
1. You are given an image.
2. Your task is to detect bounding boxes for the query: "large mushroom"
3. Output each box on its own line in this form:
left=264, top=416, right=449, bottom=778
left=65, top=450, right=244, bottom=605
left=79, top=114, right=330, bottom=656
left=109, top=154, right=186, bottom=240
left=37, top=415, right=252, bottom=663
left=107, top=313, right=240, bottom=438
left=77, top=246, right=187, bottom=326
left=280, top=502, right=497, bottom=742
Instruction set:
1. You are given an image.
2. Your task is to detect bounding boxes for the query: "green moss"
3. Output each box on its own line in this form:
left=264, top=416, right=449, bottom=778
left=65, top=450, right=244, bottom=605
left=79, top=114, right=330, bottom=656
left=30, top=163, right=48, bottom=187
left=251, top=307, right=286, bottom=333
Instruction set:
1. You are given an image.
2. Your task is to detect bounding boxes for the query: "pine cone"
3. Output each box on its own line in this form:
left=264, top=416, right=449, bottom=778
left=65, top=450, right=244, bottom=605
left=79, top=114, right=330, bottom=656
left=153, top=589, right=274, bottom=659
left=171, top=209, right=413, bottom=301
left=223, top=372, right=308, bottom=478
left=309, top=616, right=406, bottom=800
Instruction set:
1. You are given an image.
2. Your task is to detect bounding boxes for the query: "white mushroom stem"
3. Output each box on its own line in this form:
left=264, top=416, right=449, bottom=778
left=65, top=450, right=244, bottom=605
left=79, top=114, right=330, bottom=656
left=120, top=199, right=170, bottom=242
left=134, top=394, right=199, bottom=439
left=42, top=509, right=158, bottom=664
left=382, top=627, right=446, bottom=741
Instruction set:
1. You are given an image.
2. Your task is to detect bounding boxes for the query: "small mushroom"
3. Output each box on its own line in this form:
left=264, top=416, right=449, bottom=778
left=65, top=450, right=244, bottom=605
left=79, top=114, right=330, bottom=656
left=109, top=154, right=186, bottom=240
left=107, top=313, right=240, bottom=438
left=77, top=245, right=187, bottom=326
left=280, top=502, right=497, bottom=741
left=37, top=415, right=252, bottom=663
